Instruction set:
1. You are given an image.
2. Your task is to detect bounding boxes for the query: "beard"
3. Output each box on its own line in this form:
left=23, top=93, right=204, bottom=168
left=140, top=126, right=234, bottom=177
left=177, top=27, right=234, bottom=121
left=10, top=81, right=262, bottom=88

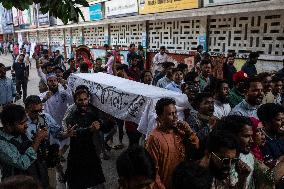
left=209, top=159, right=231, bottom=181
left=49, top=86, right=58, bottom=94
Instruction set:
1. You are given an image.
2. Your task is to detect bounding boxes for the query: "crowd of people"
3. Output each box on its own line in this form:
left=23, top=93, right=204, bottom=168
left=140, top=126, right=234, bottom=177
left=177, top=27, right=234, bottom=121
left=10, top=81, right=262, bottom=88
left=0, top=42, right=284, bottom=189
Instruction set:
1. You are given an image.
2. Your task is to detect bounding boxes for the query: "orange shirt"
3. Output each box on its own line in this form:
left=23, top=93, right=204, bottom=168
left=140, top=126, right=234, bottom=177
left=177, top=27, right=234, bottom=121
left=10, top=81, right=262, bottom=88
left=145, top=129, right=186, bottom=189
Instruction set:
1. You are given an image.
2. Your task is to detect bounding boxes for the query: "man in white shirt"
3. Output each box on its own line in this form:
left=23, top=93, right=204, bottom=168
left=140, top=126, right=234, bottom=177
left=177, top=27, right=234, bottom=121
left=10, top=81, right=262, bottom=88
left=152, top=46, right=168, bottom=76
left=39, top=73, right=73, bottom=127
left=214, top=80, right=231, bottom=119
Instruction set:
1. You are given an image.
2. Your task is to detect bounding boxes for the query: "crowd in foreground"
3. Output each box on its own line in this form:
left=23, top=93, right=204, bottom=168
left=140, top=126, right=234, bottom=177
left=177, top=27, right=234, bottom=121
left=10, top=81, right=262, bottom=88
left=0, top=43, right=284, bottom=189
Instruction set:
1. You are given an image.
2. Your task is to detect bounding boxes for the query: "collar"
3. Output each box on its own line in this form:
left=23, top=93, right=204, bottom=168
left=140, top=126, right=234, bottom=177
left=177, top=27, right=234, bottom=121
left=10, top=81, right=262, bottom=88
left=0, top=130, right=15, bottom=141
left=171, top=81, right=181, bottom=88
left=241, top=100, right=258, bottom=111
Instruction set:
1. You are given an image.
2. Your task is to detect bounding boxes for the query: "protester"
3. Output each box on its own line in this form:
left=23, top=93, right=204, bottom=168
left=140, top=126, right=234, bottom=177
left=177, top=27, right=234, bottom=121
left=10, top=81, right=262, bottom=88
left=217, top=115, right=284, bottom=188
left=145, top=98, right=199, bottom=189
left=199, top=59, right=214, bottom=91
left=0, top=63, right=16, bottom=107
left=152, top=46, right=169, bottom=75
left=156, top=62, right=175, bottom=88
left=116, top=146, right=156, bottom=189
left=12, top=43, right=19, bottom=62
left=93, top=58, right=105, bottom=73
left=197, top=130, right=240, bottom=188
left=258, top=72, right=274, bottom=104
left=184, top=71, right=200, bottom=90
left=12, top=54, right=28, bottom=101
left=187, top=92, right=217, bottom=144
left=127, top=44, right=136, bottom=66
left=39, top=73, right=73, bottom=128
left=241, top=52, right=259, bottom=78
left=213, top=80, right=231, bottom=119
left=128, top=54, right=142, bottom=81
left=228, top=71, right=248, bottom=108
left=79, top=62, right=89, bottom=73
left=177, top=63, right=189, bottom=76
left=165, top=68, right=184, bottom=93
left=271, top=76, right=283, bottom=104
left=141, top=70, right=153, bottom=85
left=230, top=77, right=264, bottom=119
left=0, top=104, right=48, bottom=184
left=63, top=88, right=105, bottom=189
left=53, top=50, right=65, bottom=70
left=223, top=52, right=236, bottom=88
left=257, top=103, right=284, bottom=161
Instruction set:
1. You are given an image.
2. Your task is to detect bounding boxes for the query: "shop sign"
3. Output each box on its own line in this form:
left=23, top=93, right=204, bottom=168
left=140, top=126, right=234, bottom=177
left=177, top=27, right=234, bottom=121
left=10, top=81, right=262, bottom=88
left=89, top=3, right=103, bottom=21
left=105, top=0, right=138, bottom=18
left=203, top=0, right=266, bottom=6
left=139, top=0, right=199, bottom=15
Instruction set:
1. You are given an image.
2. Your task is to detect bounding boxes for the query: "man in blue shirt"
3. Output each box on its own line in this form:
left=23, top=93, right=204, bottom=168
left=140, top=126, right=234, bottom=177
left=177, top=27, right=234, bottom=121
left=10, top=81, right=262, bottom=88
left=241, top=52, right=259, bottom=78
left=0, top=104, right=47, bottom=183
left=165, top=68, right=184, bottom=93
left=0, top=63, right=16, bottom=107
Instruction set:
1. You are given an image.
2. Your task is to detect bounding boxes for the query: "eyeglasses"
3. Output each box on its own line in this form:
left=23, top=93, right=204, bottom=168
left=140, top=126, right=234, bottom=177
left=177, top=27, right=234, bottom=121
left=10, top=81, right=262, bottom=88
left=212, top=152, right=239, bottom=166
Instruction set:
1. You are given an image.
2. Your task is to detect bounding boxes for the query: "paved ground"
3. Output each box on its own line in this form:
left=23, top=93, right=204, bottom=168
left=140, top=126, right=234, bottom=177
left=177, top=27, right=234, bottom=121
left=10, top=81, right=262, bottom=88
left=1, top=54, right=125, bottom=188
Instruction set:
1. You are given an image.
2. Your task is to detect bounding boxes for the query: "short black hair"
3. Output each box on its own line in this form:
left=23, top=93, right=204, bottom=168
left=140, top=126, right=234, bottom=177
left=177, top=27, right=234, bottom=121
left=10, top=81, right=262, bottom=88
left=177, top=63, right=188, bottom=71
left=216, top=115, right=252, bottom=135
left=54, top=66, right=64, bottom=73
left=214, top=80, right=229, bottom=93
left=129, top=43, right=135, bottom=48
left=116, top=64, right=129, bottom=72
left=206, top=129, right=239, bottom=153
left=160, top=46, right=166, bottom=50
left=184, top=71, right=199, bottom=83
left=24, top=95, right=42, bottom=108
left=1, top=104, right=26, bottom=128
left=172, top=161, right=212, bottom=189
left=43, top=49, right=49, bottom=54
left=116, top=145, right=156, bottom=180
left=140, top=70, right=152, bottom=82
left=249, top=52, right=259, bottom=59
left=257, top=103, right=284, bottom=123
left=96, top=58, right=102, bottom=62
left=272, top=76, right=282, bottom=83
left=243, top=77, right=262, bottom=90
left=155, top=98, right=176, bottom=117
left=197, top=45, right=203, bottom=50
left=200, top=59, right=211, bottom=67
left=162, top=62, right=175, bottom=69
left=0, top=175, right=41, bottom=189
left=192, top=92, right=213, bottom=110
left=257, top=72, right=271, bottom=81
left=80, top=62, right=89, bottom=72
left=172, top=68, right=184, bottom=75
left=104, top=44, right=109, bottom=48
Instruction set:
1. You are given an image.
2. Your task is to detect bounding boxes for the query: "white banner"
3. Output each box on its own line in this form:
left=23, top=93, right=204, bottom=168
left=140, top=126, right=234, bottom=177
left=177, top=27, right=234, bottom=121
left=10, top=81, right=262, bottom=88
left=105, top=0, right=138, bottom=18
left=68, top=73, right=189, bottom=134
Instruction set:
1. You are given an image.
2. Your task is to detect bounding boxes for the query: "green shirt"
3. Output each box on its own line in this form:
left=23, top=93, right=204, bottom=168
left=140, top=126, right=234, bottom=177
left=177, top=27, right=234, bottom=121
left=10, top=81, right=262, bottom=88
left=228, top=87, right=244, bottom=108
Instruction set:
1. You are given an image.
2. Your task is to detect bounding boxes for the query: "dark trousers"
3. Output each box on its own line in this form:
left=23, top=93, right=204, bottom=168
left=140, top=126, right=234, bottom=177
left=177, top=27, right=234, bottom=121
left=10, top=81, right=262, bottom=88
left=16, top=79, right=28, bottom=101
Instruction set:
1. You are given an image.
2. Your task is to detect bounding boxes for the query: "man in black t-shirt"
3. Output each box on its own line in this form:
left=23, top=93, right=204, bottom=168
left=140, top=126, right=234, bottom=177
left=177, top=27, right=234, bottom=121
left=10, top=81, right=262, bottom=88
left=12, top=54, right=28, bottom=101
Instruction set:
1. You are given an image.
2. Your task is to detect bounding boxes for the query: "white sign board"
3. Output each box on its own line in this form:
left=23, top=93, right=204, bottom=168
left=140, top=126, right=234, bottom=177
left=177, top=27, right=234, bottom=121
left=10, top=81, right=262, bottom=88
left=204, top=0, right=266, bottom=6
left=105, top=0, right=138, bottom=18
left=68, top=73, right=189, bottom=135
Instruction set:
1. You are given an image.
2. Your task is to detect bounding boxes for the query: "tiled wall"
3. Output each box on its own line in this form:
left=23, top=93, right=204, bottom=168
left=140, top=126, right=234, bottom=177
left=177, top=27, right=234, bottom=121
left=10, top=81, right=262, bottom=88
left=209, top=11, right=284, bottom=57
left=148, top=17, right=207, bottom=54
left=110, top=22, right=146, bottom=48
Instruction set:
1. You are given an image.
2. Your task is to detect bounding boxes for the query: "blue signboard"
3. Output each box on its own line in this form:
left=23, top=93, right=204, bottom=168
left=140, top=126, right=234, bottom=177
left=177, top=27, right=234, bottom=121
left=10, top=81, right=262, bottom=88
left=89, top=3, right=103, bottom=21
